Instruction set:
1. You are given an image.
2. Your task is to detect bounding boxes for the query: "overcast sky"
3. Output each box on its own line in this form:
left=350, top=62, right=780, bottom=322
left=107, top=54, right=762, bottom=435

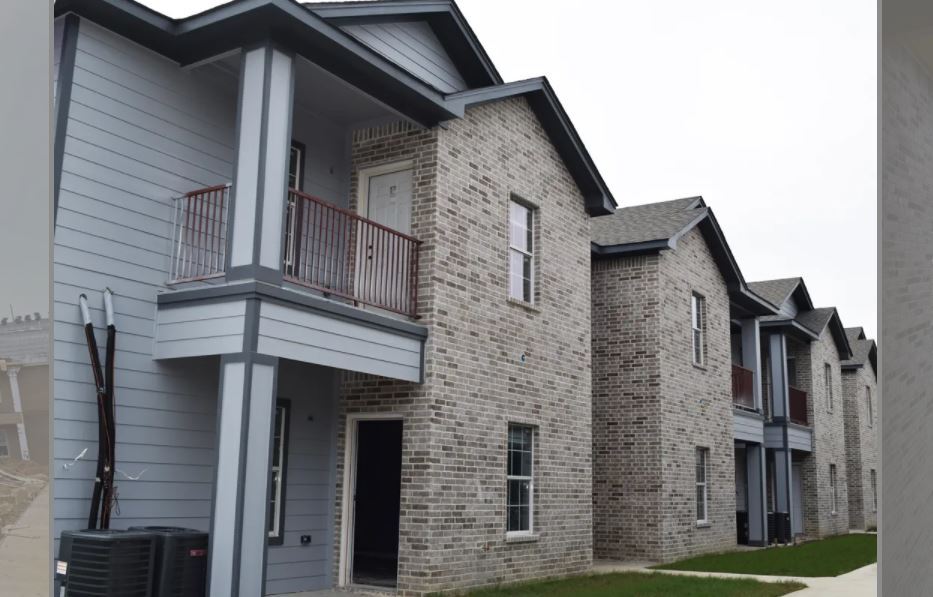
left=79, top=1, right=880, bottom=337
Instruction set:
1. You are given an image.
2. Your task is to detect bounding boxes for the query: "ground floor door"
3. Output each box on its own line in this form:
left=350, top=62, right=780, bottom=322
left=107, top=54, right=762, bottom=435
left=792, top=463, right=804, bottom=535
left=735, top=445, right=749, bottom=544
left=350, top=419, right=403, bottom=588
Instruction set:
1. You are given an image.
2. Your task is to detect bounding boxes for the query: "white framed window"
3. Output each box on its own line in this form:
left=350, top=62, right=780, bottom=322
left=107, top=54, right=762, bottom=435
left=288, top=142, right=304, bottom=190
left=824, top=363, right=834, bottom=412
left=866, top=386, right=873, bottom=427
left=506, top=424, right=534, bottom=534
left=268, top=400, right=290, bottom=544
left=0, top=430, right=8, bottom=458
left=508, top=199, right=534, bottom=304
left=691, top=293, right=706, bottom=366
left=696, top=447, right=709, bottom=523
left=870, top=469, right=877, bottom=512
left=829, top=463, right=838, bottom=514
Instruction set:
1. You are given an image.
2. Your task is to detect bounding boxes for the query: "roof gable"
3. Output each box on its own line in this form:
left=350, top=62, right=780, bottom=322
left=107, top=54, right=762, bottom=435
left=306, top=0, right=502, bottom=89
left=842, top=327, right=877, bottom=377
left=747, top=277, right=815, bottom=312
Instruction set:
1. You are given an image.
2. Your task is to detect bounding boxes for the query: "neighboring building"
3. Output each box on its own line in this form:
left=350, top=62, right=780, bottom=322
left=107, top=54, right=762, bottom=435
left=0, top=313, right=50, bottom=466
left=52, top=1, right=613, bottom=595
left=749, top=278, right=854, bottom=540
left=590, top=197, right=775, bottom=562
left=841, top=327, right=878, bottom=531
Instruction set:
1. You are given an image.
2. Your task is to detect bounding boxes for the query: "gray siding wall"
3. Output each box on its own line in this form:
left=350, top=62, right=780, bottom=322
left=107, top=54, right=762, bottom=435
left=256, top=301, right=422, bottom=382
left=266, top=361, right=339, bottom=595
left=53, top=18, right=235, bottom=544
left=153, top=300, right=246, bottom=359
left=787, top=425, right=813, bottom=452
left=291, top=105, right=351, bottom=208
left=733, top=411, right=764, bottom=443
left=341, top=21, right=468, bottom=93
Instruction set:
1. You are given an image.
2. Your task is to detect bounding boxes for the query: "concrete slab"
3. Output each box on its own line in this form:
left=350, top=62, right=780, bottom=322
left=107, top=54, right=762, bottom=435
left=0, top=483, right=50, bottom=597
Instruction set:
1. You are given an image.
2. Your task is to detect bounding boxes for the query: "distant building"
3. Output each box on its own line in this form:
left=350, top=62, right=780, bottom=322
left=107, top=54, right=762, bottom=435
left=0, top=313, right=49, bottom=466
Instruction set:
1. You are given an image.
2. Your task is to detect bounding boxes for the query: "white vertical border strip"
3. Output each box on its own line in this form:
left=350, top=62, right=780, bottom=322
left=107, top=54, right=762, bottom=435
left=229, top=48, right=264, bottom=267
left=210, top=360, right=246, bottom=597
left=259, top=49, right=294, bottom=270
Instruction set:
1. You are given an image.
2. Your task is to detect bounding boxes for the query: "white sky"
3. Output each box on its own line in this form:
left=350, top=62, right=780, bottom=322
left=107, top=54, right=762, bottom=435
left=128, top=1, right=879, bottom=338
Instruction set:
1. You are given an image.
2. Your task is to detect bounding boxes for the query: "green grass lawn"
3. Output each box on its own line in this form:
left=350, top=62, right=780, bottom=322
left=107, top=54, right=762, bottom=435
left=451, top=572, right=804, bottom=597
left=655, top=533, right=877, bottom=577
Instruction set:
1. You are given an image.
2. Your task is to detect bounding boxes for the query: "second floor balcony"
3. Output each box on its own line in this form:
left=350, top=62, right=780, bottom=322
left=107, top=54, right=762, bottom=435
left=732, top=364, right=757, bottom=412
left=788, top=386, right=809, bottom=426
left=169, top=184, right=422, bottom=318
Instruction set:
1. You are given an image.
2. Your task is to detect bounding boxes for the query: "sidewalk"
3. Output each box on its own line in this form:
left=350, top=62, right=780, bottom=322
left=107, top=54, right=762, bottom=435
left=0, top=483, right=50, bottom=597
left=593, top=559, right=877, bottom=596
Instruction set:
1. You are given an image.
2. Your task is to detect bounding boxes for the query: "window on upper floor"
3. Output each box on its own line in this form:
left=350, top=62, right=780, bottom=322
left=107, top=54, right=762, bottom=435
left=506, top=423, right=534, bottom=535
left=268, top=400, right=290, bottom=544
left=692, top=293, right=706, bottom=366
left=696, top=447, right=710, bottom=523
left=288, top=141, right=304, bottom=191
left=866, top=385, right=873, bottom=427
left=508, top=199, right=535, bottom=304
left=824, top=363, right=834, bottom=412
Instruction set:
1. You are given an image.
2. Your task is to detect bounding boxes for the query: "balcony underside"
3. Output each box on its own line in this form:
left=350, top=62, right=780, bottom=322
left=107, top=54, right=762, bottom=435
left=734, top=409, right=764, bottom=443
left=153, top=281, right=426, bottom=383
left=764, top=421, right=813, bottom=453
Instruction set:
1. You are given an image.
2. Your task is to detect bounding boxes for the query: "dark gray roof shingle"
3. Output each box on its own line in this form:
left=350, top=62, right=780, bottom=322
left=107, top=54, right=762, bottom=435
left=842, top=327, right=875, bottom=370
left=796, top=307, right=836, bottom=336
left=747, top=278, right=802, bottom=308
left=590, top=197, right=705, bottom=247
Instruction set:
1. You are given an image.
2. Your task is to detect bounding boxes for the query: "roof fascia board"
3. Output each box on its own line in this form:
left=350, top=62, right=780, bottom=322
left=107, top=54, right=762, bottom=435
left=447, top=78, right=616, bottom=215
left=827, top=310, right=854, bottom=359
left=759, top=318, right=820, bottom=341
left=54, top=0, right=458, bottom=124
left=591, top=239, right=671, bottom=257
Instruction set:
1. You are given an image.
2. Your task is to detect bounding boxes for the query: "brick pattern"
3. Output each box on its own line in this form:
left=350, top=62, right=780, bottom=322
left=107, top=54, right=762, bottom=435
left=592, top=227, right=736, bottom=563
left=591, top=254, right=662, bottom=560
left=657, top=228, right=736, bottom=560
left=842, top=364, right=878, bottom=530
left=337, top=97, right=593, bottom=595
left=797, top=328, right=850, bottom=537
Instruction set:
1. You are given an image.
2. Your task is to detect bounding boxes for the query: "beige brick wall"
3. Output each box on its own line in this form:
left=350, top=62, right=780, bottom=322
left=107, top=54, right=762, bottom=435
left=591, top=226, right=736, bottom=563
left=337, top=97, right=594, bottom=595
left=843, top=363, right=878, bottom=530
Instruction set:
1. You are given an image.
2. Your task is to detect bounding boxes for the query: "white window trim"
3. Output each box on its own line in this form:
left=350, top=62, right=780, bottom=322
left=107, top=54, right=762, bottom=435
left=506, top=424, right=534, bottom=537
left=508, top=199, right=535, bottom=305
left=691, top=294, right=705, bottom=366
left=696, top=447, right=709, bottom=524
left=866, top=386, right=873, bottom=427
left=825, top=363, right=834, bottom=412
left=268, top=403, right=287, bottom=540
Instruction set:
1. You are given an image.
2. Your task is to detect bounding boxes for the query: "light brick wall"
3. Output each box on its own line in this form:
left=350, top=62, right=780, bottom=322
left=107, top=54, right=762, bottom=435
left=591, top=227, right=736, bottom=563
left=591, top=254, right=662, bottom=560
left=800, top=328, right=850, bottom=537
left=337, top=97, right=593, bottom=595
left=842, top=364, right=878, bottom=530
left=657, top=227, right=736, bottom=561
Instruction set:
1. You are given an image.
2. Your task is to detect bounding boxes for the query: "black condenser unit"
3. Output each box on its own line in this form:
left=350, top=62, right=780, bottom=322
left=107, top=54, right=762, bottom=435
left=56, top=529, right=156, bottom=597
left=129, top=526, right=208, bottom=597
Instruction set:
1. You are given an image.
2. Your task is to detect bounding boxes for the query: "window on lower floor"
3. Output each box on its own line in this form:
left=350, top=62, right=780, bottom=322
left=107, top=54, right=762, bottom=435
left=506, top=424, right=534, bottom=534
left=829, top=464, right=838, bottom=514
left=871, top=469, right=877, bottom=512
left=268, top=400, right=290, bottom=544
left=696, top=447, right=709, bottom=523
left=0, top=430, right=8, bottom=458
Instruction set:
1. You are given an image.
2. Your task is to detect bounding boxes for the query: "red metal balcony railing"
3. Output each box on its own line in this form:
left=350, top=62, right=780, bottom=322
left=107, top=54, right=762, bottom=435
left=789, top=386, right=809, bottom=426
left=284, top=188, right=422, bottom=318
left=169, top=184, right=230, bottom=283
left=732, top=364, right=756, bottom=411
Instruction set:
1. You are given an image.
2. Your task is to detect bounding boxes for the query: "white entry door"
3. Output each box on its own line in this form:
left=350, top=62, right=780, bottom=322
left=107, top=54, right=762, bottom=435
left=792, top=464, right=804, bottom=535
left=357, top=167, right=414, bottom=312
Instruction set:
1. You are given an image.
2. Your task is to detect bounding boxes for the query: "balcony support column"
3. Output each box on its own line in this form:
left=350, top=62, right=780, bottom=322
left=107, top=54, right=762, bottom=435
left=226, top=42, right=295, bottom=284
left=746, top=443, right=768, bottom=546
left=768, top=332, right=790, bottom=419
left=740, top=318, right=762, bottom=411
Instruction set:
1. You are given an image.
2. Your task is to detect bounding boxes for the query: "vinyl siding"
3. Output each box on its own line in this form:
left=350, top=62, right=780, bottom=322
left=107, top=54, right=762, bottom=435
left=52, top=17, right=236, bottom=547
left=341, top=21, right=468, bottom=93
left=265, top=361, right=339, bottom=594
left=257, top=301, right=422, bottom=382
left=153, top=300, right=246, bottom=359
left=733, top=411, right=764, bottom=443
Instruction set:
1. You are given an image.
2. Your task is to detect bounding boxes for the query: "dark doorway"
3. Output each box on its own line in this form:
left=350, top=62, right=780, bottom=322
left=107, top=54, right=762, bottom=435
left=351, top=419, right=403, bottom=588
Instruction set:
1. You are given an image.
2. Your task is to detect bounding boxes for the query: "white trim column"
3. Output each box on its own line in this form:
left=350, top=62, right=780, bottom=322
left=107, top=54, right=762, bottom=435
left=5, top=367, right=30, bottom=460
left=208, top=353, right=279, bottom=597
left=227, top=42, right=295, bottom=284
left=740, top=318, right=763, bottom=411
